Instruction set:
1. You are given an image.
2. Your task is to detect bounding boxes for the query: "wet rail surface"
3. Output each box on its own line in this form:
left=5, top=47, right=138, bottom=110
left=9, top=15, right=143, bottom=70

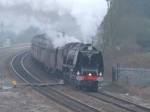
left=11, top=52, right=101, bottom=112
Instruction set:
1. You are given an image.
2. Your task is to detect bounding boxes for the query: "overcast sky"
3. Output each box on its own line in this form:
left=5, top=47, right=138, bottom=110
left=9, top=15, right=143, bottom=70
left=0, top=0, right=108, bottom=45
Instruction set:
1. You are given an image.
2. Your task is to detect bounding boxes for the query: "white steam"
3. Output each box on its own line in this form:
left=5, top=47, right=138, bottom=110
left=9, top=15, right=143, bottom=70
left=47, top=31, right=80, bottom=47
left=0, top=0, right=108, bottom=46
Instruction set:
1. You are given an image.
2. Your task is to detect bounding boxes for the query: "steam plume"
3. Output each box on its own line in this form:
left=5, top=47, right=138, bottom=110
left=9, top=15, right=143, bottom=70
left=0, top=0, right=108, bottom=46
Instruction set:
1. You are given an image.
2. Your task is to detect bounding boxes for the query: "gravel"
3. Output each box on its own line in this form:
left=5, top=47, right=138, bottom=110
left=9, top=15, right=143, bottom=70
left=0, top=87, right=72, bottom=112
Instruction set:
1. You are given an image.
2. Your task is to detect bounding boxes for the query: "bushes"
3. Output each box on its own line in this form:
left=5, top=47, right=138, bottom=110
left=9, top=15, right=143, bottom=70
left=137, top=34, right=150, bottom=51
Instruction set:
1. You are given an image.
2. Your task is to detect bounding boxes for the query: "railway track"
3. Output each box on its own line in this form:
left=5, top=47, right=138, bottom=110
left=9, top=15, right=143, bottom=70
left=87, top=90, right=150, bottom=112
left=11, top=51, right=150, bottom=112
left=11, top=52, right=102, bottom=112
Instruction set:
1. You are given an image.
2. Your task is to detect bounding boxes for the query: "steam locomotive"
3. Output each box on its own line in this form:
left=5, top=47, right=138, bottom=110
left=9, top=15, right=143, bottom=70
left=31, top=34, right=104, bottom=91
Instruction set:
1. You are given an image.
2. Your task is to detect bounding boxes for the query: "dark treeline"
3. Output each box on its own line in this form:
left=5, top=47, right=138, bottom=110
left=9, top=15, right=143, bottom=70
left=101, top=0, right=150, bottom=54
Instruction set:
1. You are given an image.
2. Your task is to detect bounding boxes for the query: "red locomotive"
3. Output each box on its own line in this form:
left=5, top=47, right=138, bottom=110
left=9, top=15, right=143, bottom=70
left=31, top=33, right=104, bottom=91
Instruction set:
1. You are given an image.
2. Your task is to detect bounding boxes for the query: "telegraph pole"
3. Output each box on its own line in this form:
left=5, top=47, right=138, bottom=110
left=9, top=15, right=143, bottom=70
left=106, top=0, right=111, bottom=8
left=102, top=0, right=111, bottom=53
left=0, top=22, right=3, bottom=47
left=0, top=22, right=4, bottom=34
left=106, top=0, right=113, bottom=52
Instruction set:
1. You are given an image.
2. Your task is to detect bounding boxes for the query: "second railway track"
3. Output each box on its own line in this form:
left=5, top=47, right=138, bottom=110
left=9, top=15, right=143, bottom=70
left=87, top=91, right=150, bottom=112
left=11, top=51, right=102, bottom=112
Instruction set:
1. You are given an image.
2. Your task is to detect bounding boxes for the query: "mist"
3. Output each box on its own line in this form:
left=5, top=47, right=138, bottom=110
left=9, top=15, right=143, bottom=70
left=0, top=0, right=108, bottom=47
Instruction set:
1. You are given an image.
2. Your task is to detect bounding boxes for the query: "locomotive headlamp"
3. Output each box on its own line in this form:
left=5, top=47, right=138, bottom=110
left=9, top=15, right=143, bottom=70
left=88, top=73, right=92, bottom=76
left=99, top=72, right=102, bottom=76
left=77, top=71, right=80, bottom=76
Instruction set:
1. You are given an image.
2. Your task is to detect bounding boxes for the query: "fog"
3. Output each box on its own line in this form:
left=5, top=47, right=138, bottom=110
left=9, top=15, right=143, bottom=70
left=0, top=0, right=108, bottom=47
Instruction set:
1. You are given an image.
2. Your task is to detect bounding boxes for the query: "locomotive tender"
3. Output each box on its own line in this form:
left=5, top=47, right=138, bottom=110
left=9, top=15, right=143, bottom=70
left=31, top=34, right=104, bottom=91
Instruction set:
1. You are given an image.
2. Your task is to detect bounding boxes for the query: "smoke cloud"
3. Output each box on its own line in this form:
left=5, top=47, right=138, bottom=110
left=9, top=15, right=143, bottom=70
left=0, top=0, right=108, bottom=46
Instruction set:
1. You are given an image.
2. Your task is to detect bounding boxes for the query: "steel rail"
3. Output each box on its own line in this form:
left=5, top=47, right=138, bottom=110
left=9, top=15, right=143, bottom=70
left=87, top=91, right=150, bottom=112
left=11, top=51, right=150, bottom=112
left=11, top=52, right=102, bottom=112
left=99, top=91, right=150, bottom=112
